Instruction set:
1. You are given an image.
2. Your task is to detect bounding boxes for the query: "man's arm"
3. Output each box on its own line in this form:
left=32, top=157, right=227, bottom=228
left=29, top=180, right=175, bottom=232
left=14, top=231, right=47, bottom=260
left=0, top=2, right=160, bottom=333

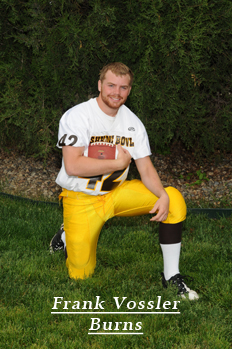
left=135, top=156, right=169, bottom=222
left=63, top=144, right=131, bottom=177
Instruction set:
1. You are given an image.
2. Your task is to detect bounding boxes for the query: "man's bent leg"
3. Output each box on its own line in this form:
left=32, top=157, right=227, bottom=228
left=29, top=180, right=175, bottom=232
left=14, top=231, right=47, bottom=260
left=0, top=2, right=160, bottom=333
left=61, top=191, right=105, bottom=280
left=112, top=180, right=186, bottom=280
left=112, top=180, right=186, bottom=223
left=111, top=180, right=199, bottom=299
left=112, top=180, right=198, bottom=299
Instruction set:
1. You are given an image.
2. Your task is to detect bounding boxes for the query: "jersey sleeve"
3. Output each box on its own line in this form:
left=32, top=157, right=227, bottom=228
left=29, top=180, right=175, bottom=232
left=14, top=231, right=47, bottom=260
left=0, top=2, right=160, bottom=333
left=133, top=125, right=152, bottom=160
left=56, top=107, right=90, bottom=149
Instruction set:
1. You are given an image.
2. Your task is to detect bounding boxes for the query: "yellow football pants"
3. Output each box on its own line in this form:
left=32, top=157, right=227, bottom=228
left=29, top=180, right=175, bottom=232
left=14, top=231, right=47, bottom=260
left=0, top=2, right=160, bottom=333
left=59, top=180, right=187, bottom=280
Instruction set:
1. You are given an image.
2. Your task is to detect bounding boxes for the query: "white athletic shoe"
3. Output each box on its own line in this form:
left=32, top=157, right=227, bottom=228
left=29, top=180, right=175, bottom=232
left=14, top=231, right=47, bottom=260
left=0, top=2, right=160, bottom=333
left=161, top=272, right=199, bottom=300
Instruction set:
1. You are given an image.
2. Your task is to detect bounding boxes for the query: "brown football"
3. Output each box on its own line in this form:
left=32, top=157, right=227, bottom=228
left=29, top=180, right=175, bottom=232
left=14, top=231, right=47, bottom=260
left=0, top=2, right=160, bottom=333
left=88, top=143, right=116, bottom=159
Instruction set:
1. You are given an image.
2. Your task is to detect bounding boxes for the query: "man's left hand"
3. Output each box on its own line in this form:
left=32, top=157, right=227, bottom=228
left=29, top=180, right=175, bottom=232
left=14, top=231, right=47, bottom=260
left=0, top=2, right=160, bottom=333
left=149, top=192, right=170, bottom=222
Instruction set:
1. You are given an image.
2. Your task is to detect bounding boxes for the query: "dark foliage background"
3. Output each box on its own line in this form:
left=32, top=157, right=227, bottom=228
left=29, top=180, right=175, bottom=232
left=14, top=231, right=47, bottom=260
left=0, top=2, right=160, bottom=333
left=1, top=0, right=232, bottom=159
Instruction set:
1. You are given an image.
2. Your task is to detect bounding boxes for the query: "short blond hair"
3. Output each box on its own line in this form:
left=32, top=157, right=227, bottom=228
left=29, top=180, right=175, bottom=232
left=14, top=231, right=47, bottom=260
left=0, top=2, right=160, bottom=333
left=99, top=62, right=134, bottom=86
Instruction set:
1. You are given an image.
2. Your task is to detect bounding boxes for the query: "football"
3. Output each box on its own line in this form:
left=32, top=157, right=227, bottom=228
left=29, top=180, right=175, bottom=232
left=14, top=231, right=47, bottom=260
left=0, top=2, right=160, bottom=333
left=88, top=143, right=116, bottom=160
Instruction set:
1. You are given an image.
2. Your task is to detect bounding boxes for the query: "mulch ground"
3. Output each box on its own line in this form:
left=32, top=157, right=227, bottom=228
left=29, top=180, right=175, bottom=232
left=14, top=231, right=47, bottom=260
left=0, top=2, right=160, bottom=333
left=0, top=146, right=231, bottom=207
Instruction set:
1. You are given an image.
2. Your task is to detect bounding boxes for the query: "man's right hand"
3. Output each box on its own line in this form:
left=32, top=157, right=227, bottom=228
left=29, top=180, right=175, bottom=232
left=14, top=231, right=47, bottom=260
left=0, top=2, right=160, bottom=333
left=116, top=144, right=132, bottom=169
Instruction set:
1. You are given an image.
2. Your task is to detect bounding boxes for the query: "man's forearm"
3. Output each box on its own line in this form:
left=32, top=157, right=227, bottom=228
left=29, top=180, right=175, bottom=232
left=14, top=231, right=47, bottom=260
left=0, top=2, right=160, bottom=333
left=64, top=155, right=122, bottom=177
left=136, top=156, right=168, bottom=199
left=141, top=168, right=167, bottom=199
left=63, top=144, right=131, bottom=177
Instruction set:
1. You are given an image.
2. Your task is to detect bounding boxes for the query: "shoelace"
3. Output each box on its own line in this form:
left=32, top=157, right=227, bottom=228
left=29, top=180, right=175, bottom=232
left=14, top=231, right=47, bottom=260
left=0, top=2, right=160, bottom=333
left=169, top=274, right=193, bottom=294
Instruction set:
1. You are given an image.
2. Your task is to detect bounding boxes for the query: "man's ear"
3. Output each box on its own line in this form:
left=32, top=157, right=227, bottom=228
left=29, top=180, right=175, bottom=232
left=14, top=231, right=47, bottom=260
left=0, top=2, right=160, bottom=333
left=98, top=80, right=101, bottom=92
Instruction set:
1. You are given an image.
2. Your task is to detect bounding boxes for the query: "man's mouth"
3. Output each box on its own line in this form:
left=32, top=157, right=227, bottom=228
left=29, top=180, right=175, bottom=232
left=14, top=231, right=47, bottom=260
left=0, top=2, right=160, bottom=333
left=109, top=96, right=122, bottom=102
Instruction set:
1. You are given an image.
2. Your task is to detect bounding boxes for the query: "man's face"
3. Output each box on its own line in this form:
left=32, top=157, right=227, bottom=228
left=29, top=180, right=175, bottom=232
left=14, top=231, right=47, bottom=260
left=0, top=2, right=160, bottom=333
left=97, top=70, right=131, bottom=116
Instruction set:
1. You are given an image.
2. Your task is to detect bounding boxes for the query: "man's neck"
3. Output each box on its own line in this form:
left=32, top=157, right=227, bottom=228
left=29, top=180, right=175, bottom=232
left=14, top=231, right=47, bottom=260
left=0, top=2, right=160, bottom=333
left=96, top=96, right=119, bottom=117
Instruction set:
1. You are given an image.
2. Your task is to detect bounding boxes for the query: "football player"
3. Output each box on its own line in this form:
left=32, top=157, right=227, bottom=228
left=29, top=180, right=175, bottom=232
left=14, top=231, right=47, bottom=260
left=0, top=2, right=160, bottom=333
left=50, top=62, right=199, bottom=300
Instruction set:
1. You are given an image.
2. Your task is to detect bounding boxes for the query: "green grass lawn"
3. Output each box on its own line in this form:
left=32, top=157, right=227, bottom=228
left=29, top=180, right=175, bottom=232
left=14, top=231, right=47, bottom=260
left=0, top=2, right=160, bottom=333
left=0, top=195, right=231, bottom=349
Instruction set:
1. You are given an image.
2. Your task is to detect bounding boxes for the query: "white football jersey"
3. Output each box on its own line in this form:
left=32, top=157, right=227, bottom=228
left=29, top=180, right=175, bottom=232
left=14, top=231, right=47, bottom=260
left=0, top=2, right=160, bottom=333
left=56, top=98, right=151, bottom=195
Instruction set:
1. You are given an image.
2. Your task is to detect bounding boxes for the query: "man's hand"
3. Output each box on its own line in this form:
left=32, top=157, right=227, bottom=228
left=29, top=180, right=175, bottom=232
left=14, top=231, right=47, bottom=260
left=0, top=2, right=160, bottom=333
left=149, top=192, right=170, bottom=222
left=135, top=157, right=170, bottom=222
left=116, top=144, right=131, bottom=169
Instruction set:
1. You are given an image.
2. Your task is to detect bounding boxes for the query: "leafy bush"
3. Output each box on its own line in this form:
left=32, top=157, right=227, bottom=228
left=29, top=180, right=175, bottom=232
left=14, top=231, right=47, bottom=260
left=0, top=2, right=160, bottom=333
left=126, top=0, right=232, bottom=155
left=1, top=0, right=231, bottom=159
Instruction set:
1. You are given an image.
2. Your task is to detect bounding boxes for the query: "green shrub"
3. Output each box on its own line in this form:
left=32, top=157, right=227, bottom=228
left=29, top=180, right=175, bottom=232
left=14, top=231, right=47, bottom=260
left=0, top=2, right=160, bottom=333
left=1, top=0, right=231, bottom=159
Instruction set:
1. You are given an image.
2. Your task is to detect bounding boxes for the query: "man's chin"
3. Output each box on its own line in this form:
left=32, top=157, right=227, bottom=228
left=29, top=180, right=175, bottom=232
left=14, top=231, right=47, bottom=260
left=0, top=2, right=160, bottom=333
left=106, top=99, right=124, bottom=109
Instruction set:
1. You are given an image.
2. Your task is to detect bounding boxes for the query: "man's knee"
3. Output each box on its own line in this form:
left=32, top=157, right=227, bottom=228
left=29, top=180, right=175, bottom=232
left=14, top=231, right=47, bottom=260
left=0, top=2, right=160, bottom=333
left=67, top=242, right=91, bottom=269
left=164, top=187, right=187, bottom=224
left=67, top=259, right=95, bottom=280
left=66, top=244, right=96, bottom=280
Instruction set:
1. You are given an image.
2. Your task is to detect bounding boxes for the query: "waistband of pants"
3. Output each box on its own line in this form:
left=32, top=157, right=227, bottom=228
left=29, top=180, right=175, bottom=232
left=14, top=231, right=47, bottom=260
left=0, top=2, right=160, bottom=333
left=59, top=188, right=109, bottom=202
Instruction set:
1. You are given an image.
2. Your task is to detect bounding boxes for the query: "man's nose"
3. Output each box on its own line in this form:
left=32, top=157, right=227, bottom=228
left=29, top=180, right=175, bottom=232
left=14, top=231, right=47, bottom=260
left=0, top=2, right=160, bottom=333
left=114, top=86, right=120, bottom=95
